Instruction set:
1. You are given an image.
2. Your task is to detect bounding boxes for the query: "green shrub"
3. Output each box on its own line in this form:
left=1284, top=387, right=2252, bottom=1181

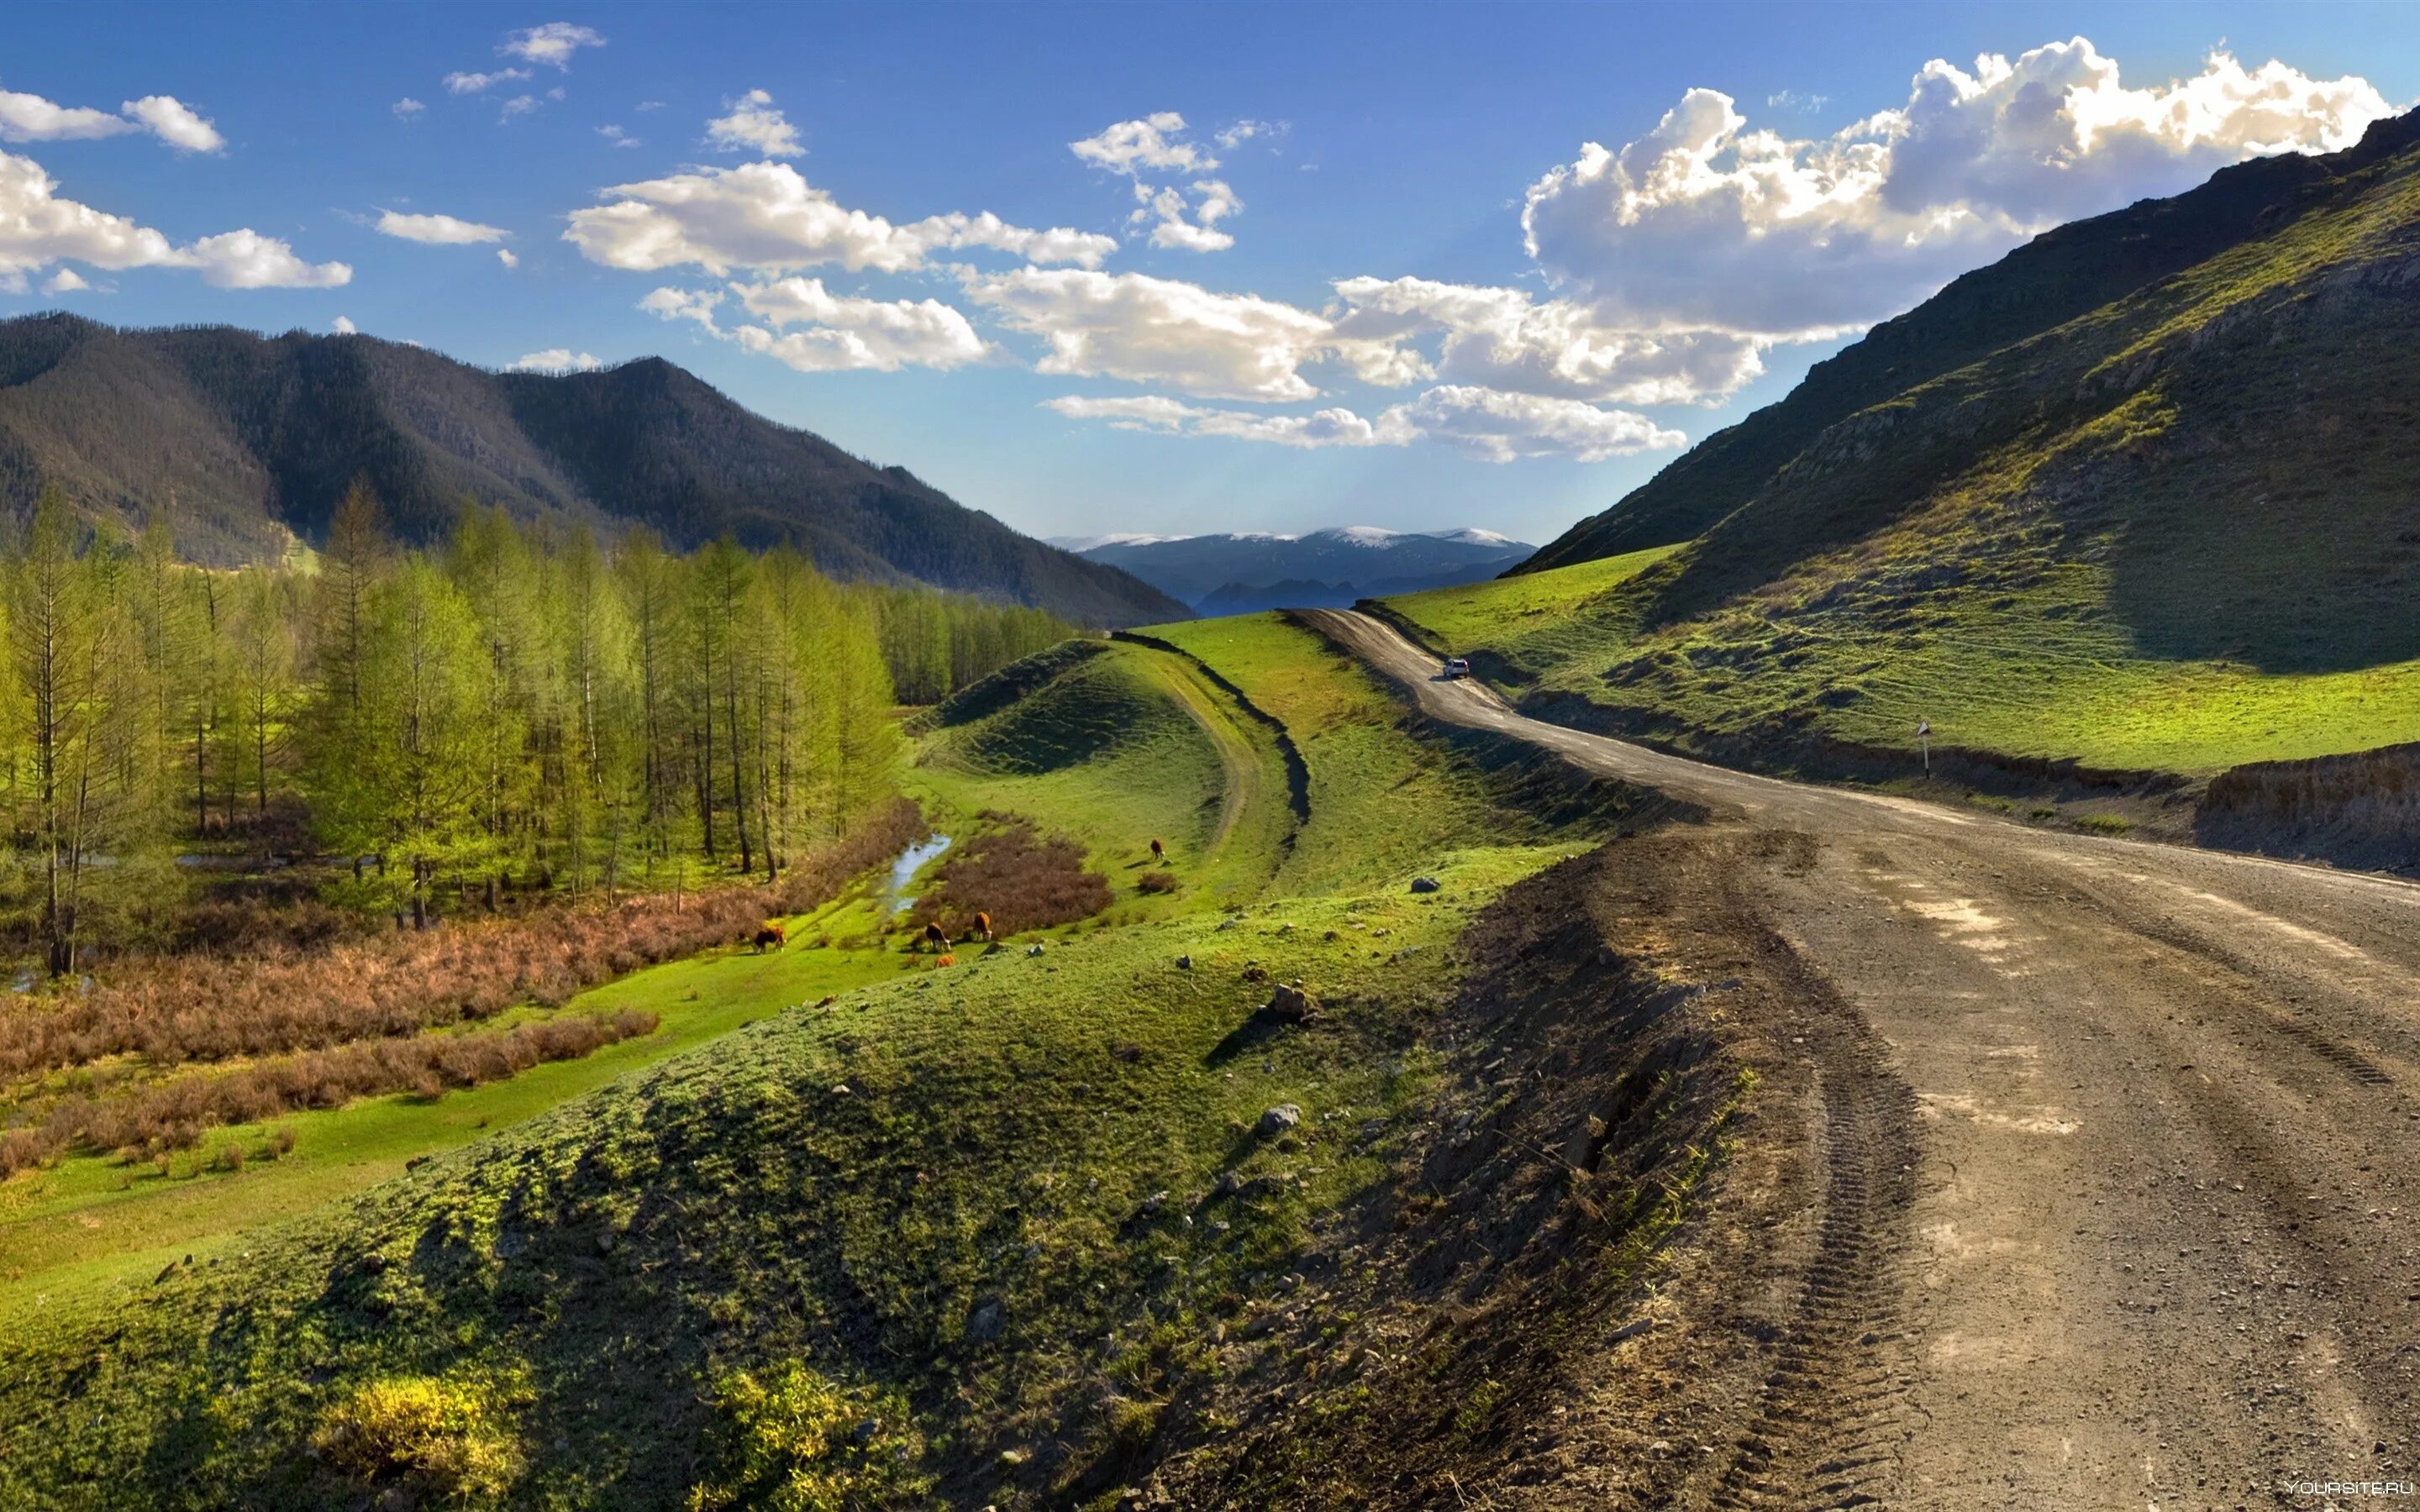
left=312, top=1372, right=525, bottom=1501
left=687, top=1364, right=929, bottom=1512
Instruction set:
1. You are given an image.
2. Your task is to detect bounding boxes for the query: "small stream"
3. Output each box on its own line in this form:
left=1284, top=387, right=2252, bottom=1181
left=881, top=833, right=951, bottom=918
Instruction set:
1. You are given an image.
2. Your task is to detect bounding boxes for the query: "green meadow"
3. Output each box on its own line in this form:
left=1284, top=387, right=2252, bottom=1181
left=0, top=623, right=1603, bottom=1509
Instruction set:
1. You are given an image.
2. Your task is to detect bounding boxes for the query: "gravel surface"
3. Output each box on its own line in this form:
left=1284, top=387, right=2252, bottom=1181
left=1302, top=607, right=2420, bottom=1510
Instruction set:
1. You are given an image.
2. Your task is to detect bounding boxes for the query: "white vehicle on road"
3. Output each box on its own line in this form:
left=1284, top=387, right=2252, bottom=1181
left=1440, top=657, right=1471, bottom=680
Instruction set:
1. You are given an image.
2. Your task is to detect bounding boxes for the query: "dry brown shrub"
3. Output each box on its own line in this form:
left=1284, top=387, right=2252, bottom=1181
left=904, top=814, right=1110, bottom=940
left=0, top=801, right=922, bottom=1084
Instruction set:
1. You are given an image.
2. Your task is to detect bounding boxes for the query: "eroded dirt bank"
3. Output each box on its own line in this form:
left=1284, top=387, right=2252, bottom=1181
left=1154, top=832, right=1925, bottom=1509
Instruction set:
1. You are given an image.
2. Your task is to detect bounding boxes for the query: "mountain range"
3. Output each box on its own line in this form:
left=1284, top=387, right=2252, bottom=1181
left=0, top=314, right=1186, bottom=627
left=1057, top=526, right=1534, bottom=613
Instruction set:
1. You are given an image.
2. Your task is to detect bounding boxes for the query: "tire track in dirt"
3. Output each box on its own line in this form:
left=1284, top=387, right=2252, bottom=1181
left=1707, top=876, right=1922, bottom=1512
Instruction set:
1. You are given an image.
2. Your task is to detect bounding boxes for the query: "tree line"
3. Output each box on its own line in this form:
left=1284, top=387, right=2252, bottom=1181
left=0, top=483, right=1074, bottom=975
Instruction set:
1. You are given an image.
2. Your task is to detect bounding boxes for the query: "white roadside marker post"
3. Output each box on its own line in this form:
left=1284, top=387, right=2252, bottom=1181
left=1918, top=718, right=1932, bottom=774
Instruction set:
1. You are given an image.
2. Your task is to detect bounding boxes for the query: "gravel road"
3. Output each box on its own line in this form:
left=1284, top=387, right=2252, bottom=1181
left=1302, top=607, right=2420, bottom=1510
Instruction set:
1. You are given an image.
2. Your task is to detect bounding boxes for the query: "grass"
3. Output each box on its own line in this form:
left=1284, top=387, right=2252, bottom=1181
left=0, top=846, right=1560, bottom=1509
left=1144, top=613, right=1560, bottom=892
left=909, top=640, right=1294, bottom=912
left=1384, top=543, right=1680, bottom=664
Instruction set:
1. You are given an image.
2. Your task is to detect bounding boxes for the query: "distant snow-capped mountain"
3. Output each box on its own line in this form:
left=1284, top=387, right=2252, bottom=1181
left=1053, top=526, right=1536, bottom=612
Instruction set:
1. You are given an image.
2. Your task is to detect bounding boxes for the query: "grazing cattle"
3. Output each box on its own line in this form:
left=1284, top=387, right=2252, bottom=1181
left=923, top=921, right=950, bottom=953
left=753, top=922, right=788, bottom=953
left=1150, top=837, right=1165, bottom=863
left=970, top=911, right=994, bottom=943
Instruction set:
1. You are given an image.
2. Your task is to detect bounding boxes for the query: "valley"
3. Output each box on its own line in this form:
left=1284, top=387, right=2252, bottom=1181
left=4, top=35, right=2420, bottom=1508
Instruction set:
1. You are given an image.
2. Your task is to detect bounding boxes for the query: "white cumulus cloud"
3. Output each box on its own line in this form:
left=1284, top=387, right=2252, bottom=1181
left=705, top=89, right=802, bottom=157
left=508, top=349, right=605, bottom=371
left=641, top=278, right=987, bottom=373
left=376, top=210, right=508, bottom=245
left=332, top=315, right=356, bottom=333
left=42, top=267, right=87, bottom=294
left=0, top=87, right=223, bottom=152
left=393, top=97, right=425, bottom=120
left=1045, top=393, right=1392, bottom=449
left=1043, top=386, right=1683, bottom=462
left=566, top=161, right=1113, bottom=275
left=502, top=23, right=605, bottom=69
left=1523, top=39, right=2395, bottom=339
left=0, top=150, right=348, bottom=287
left=1137, top=179, right=1240, bottom=252
left=445, top=68, right=530, bottom=96
left=497, top=248, right=519, bottom=268
left=967, top=267, right=1334, bottom=401
left=1329, top=275, right=1766, bottom=405
left=729, top=276, right=988, bottom=371
left=1071, top=112, right=1216, bottom=176
left=120, top=96, right=223, bottom=153
left=182, top=228, right=351, bottom=289
left=1215, top=118, right=1284, bottom=150
left=1386, top=386, right=1684, bottom=462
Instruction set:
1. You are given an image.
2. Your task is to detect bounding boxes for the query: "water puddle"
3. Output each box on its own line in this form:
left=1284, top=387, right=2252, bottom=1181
left=881, top=834, right=951, bottom=918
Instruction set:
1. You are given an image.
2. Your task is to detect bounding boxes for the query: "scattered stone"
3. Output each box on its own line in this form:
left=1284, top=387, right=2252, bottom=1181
left=359, top=1253, right=387, bottom=1275
left=1263, top=982, right=1315, bottom=1023
left=850, top=1419, right=881, bottom=1446
left=1213, top=1171, right=1243, bottom=1198
left=965, top=1299, right=1005, bottom=1342
left=1175, top=954, right=1192, bottom=970
left=998, top=1448, right=1030, bottom=1467
left=1409, top=876, right=1441, bottom=894
left=595, top=1231, right=616, bottom=1257
left=1026, top=942, right=1046, bottom=958
left=1323, top=929, right=1340, bottom=941
left=1139, top=1189, right=1171, bottom=1215
left=832, top=1084, right=854, bottom=1097
left=1257, top=1104, right=1303, bottom=1138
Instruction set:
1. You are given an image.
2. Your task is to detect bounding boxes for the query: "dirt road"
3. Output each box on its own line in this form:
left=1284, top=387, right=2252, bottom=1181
left=1302, top=608, right=2420, bottom=1510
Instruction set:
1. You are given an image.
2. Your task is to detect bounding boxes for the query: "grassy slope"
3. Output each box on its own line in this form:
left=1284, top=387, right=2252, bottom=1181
left=0, top=626, right=1602, bottom=1509
left=907, top=640, right=1293, bottom=912
left=1394, top=144, right=2420, bottom=779
left=1147, top=613, right=1556, bottom=893
left=0, top=890, right=913, bottom=1328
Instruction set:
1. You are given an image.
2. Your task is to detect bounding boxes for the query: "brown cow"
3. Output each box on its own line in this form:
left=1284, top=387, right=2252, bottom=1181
left=1150, top=837, right=1165, bottom=863
left=923, top=921, right=950, bottom=953
left=753, top=923, right=787, bottom=953
left=970, top=911, right=993, bottom=943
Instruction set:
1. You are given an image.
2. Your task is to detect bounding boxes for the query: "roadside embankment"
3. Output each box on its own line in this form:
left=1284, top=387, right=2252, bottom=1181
left=2198, top=739, right=2420, bottom=874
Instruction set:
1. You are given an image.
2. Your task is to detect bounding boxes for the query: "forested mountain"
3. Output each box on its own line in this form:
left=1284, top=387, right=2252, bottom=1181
left=1061, top=525, right=1533, bottom=611
left=1522, top=107, right=2420, bottom=579
left=0, top=315, right=1186, bottom=626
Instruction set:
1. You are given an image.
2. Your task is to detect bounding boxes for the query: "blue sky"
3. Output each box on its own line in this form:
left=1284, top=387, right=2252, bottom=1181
left=0, top=3, right=2412, bottom=548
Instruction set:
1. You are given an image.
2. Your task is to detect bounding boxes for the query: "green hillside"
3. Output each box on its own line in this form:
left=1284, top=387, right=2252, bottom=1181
left=0, top=627, right=1651, bottom=1509
left=1404, top=112, right=2420, bottom=778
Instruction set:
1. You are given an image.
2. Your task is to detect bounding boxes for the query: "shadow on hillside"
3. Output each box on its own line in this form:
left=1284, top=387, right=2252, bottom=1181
left=2101, top=339, right=2420, bottom=675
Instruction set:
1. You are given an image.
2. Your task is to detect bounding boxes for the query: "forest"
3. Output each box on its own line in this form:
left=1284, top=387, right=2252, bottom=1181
left=0, top=481, right=1073, bottom=978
